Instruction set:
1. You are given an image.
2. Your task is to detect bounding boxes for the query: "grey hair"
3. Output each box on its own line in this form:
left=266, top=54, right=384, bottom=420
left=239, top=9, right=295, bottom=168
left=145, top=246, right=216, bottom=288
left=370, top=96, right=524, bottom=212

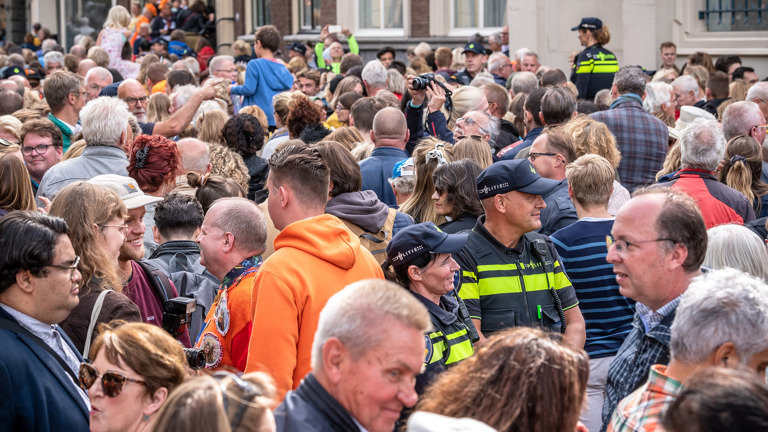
left=386, top=69, right=406, bottom=95
left=80, top=96, right=131, bottom=147
left=176, top=138, right=211, bottom=173
left=7, top=54, right=24, bottom=67
left=172, top=60, right=194, bottom=75
left=746, top=81, right=768, bottom=105
left=511, top=71, right=539, bottom=95
left=208, top=55, right=235, bottom=73
left=473, top=110, right=500, bottom=146
left=43, top=51, right=65, bottom=67
left=361, top=61, right=388, bottom=88
left=521, top=50, right=539, bottom=61
left=184, top=57, right=201, bottom=77
left=84, top=66, right=113, bottom=86
left=487, top=53, right=509, bottom=74
left=414, top=42, right=432, bottom=58
left=704, top=224, right=768, bottom=283
left=679, top=118, right=726, bottom=171
left=469, top=76, right=495, bottom=87
left=515, top=47, right=532, bottom=63
left=388, top=176, right=415, bottom=196
left=721, top=101, right=764, bottom=141
left=41, top=39, right=58, bottom=54
left=613, top=65, right=647, bottom=96
left=488, top=32, right=502, bottom=45
left=643, top=82, right=673, bottom=115
left=311, top=279, right=431, bottom=369
left=670, top=267, right=768, bottom=364
left=171, top=84, right=199, bottom=110
left=209, top=197, right=267, bottom=254
left=672, top=75, right=699, bottom=98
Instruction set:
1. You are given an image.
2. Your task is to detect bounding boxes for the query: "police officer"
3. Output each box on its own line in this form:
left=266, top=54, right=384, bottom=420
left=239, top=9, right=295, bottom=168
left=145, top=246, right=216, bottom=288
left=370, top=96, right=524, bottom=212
left=384, top=222, right=475, bottom=394
left=570, top=17, right=619, bottom=101
left=454, top=159, right=586, bottom=350
left=451, top=42, right=488, bottom=86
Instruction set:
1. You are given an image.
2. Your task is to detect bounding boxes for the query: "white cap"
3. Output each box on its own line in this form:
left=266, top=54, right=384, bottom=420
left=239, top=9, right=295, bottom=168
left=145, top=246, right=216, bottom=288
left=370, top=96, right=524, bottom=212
left=88, top=174, right=163, bottom=210
left=407, top=412, right=498, bottom=432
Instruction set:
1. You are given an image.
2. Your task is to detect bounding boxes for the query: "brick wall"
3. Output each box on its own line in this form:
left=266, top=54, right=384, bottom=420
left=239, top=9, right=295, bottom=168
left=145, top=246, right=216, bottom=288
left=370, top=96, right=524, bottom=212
left=272, top=0, right=292, bottom=38
left=411, top=0, right=429, bottom=38
left=320, top=0, right=337, bottom=28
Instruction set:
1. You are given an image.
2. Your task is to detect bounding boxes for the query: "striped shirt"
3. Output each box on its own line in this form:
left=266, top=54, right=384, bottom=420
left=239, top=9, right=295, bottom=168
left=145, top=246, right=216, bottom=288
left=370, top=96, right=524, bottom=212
left=551, top=218, right=635, bottom=358
left=607, top=365, right=683, bottom=432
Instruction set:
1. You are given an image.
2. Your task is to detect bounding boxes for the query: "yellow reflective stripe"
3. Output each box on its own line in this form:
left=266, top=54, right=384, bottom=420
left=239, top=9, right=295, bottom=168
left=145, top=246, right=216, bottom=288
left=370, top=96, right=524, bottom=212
left=426, top=332, right=446, bottom=365
left=478, top=272, right=554, bottom=295
left=576, top=63, right=594, bottom=73
left=459, top=281, right=479, bottom=301
left=446, top=339, right=474, bottom=364
left=477, top=263, right=518, bottom=272
left=593, top=65, right=619, bottom=73
left=445, top=328, right=468, bottom=341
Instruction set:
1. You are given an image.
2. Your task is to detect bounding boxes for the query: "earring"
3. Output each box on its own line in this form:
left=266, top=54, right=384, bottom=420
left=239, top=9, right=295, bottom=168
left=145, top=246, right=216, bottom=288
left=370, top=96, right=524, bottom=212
left=143, top=414, right=150, bottom=421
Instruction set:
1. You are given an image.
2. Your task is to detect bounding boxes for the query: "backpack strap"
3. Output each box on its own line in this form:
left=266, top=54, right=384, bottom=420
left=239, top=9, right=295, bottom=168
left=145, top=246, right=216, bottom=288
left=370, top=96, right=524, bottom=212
left=82, top=289, right=111, bottom=358
left=136, top=260, right=173, bottom=310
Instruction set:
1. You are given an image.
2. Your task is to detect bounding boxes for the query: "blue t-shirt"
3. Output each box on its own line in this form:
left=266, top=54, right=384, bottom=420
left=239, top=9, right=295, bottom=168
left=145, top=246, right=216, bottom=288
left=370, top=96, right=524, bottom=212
left=550, top=218, right=635, bottom=358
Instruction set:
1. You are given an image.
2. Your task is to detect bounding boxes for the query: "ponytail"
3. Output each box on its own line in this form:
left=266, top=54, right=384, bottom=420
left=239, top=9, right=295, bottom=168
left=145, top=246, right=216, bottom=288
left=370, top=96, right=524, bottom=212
left=725, top=156, right=756, bottom=204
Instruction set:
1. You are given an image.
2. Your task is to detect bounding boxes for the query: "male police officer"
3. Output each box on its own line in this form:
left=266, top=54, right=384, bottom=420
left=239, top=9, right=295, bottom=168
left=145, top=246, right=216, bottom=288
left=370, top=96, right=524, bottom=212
left=454, top=159, right=586, bottom=349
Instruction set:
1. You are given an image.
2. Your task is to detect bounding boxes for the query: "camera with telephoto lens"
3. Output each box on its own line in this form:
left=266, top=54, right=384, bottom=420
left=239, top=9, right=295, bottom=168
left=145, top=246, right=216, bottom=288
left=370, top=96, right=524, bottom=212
left=162, top=296, right=196, bottom=339
left=184, top=348, right=206, bottom=369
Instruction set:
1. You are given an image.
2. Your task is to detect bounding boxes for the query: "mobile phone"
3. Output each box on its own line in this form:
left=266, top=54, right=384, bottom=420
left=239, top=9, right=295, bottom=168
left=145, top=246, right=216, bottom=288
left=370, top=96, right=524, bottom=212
left=329, top=25, right=342, bottom=34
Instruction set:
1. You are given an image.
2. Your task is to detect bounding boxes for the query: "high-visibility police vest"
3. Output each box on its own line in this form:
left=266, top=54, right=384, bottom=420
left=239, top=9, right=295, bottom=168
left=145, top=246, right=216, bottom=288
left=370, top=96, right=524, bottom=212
left=570, top=44, right=619, bottom=101
left=413, top=292, right=474, bottom=394
left=454, top=217, right=579, bottom=337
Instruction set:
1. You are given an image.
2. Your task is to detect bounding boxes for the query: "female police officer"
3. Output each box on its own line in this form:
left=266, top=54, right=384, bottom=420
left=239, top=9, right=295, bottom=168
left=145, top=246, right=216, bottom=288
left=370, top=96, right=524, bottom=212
left=382, top=222, right=476, bottom=394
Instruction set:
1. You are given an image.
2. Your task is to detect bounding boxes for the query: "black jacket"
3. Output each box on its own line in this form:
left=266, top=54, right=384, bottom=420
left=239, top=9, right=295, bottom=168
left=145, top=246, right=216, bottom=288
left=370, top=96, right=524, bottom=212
left=275, top=373, right=360, bottom=432
left=243, top=154, right=269, bottom=201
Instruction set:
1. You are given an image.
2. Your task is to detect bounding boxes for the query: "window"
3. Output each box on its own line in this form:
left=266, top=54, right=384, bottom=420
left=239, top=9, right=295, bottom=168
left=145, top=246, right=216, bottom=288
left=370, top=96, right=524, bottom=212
left=299, top=0, right=321, bottom=31
left=253, top=0, right=271, bottom=28
left=359, top=0, right=403, bottom=29
left=453, top=0, right=506, bottom=29
left=699, top=0, right=768, bottom=31
left=61, top=0, right=110, bottom=49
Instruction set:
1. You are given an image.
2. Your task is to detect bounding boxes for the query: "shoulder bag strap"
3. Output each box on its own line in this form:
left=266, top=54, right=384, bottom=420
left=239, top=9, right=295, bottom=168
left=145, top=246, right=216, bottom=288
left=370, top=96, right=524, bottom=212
left=82, top=289, right=112, bottom=358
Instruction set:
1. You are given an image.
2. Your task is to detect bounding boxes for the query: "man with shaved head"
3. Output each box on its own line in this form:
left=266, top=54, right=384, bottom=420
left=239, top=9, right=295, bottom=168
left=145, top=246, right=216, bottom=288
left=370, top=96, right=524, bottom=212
left=359, top=107, right=411, bottom=206
left=117, top=78, right=218, bottom=137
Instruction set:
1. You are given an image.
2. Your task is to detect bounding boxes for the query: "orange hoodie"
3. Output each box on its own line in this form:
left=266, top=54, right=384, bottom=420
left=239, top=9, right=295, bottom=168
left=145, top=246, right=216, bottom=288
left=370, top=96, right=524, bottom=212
left=245, top=214, right=383, bottom=400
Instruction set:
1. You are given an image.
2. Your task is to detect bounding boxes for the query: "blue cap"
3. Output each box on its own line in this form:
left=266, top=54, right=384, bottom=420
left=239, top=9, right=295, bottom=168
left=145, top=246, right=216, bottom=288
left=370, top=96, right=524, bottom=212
left=2, top=66, right=25, bottom=79
left=386, top=222, right=468, bottom=266
left=462, top=41, right=486, bottom=55
left=289, top=42, right=307, bottom=55
left=476, top=159, right=559, bottom=199
left=392, top=158, right=414, bottom=179
left=571, top=17, right=603, bottom=31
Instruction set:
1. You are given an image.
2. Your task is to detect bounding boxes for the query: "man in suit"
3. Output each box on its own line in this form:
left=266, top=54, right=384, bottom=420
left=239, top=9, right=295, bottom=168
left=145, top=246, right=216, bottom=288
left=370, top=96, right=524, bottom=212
left=0, top=211, right=90, bottom=431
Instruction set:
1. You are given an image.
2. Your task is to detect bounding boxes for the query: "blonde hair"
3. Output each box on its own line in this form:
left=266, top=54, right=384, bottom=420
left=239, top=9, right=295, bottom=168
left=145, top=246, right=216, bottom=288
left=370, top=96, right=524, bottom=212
left=594, top=25, right=611, bottom=45
left=720, top=135, right=768, bottom=208
left=272, top=91, right=294, bottom=126
left=447, top=86, right=488, bottom=130
left=48, top=182, right=127, bottom=291
left=400, top=137, right=453, bottom=225
left=287, top=57, right=307, bottom=73
left=657, top=142, right=682, bottom=181
left=326, top=126, right=363, bottom=152
left=104, top=5, right=131, bottom=30
left=147, top=92, right=171, bottom=123
left=350, top=141, right=374, bottom=161
left=330, top=76, right=362, bottom=112
left=729, top=79, right=748, bottom=101
left=0, top=154, right=36, bottom=212
left=453, top=137, right=493, bottom=169
left=566, top=154, right=615, bottom=208
left=196, top=109, right=229, bottom=145
left=561, top=115, right=621, bottom=168
left=0, top=114, right=22, bottom=141
left=209, top=144, right=250, bottom=192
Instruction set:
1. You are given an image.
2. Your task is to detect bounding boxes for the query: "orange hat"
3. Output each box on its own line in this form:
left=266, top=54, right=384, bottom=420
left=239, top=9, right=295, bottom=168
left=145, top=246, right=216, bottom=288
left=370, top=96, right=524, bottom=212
left=145, top=3, right=157, bottom=17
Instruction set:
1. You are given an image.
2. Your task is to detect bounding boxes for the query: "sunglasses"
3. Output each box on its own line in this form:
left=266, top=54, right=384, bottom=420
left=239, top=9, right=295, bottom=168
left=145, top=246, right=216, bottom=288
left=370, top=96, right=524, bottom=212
left=78, top=362, right=146, bottom=397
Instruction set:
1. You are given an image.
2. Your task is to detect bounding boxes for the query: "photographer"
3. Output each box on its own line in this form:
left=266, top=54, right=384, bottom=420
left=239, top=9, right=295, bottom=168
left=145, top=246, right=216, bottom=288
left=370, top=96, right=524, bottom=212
left=405, top=75, right=455, bottom=153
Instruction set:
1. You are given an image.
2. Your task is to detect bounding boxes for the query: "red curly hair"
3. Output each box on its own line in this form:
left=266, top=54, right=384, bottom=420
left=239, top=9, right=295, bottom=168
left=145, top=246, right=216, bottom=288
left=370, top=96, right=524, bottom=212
left=128, top=135, right=181, bottom=194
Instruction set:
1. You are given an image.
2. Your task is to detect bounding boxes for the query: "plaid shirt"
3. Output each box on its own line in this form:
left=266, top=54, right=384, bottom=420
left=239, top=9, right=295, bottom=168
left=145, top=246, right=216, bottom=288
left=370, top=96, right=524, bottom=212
left=591, top=96, right=669, bottom=192
left=600, top=305, right=677, bottom=431
left=607, top=365, right=683, bottom=432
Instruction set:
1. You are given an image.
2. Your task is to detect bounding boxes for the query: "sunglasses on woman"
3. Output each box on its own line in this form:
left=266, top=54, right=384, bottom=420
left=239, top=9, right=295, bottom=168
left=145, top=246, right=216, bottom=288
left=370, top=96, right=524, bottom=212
left=78, top=362, right=146, bottom=397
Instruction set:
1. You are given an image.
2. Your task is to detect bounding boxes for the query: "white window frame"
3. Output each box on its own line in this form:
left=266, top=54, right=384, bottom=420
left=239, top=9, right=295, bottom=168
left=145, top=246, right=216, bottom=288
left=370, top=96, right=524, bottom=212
left=449, top=0, right=504, bottom=37
left=674, top=0, right=768, bottom=56
left=351, top=0, right=408, bottom=37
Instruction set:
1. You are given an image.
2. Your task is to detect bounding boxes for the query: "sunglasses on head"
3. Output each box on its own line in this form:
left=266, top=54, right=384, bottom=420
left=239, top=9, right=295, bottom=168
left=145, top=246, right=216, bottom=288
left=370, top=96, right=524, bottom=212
left=78, top=362, right=146, bottom=397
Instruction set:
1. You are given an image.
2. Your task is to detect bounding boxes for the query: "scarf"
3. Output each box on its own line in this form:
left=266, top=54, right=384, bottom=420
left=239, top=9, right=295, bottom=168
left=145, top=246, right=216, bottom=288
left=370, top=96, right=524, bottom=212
left=609, top=93, right=643, bottom=110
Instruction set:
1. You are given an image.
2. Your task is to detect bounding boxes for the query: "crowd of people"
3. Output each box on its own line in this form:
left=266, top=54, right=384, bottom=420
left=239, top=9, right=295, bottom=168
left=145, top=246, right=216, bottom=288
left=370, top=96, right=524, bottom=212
left=1, top=3, right=768, bottom=431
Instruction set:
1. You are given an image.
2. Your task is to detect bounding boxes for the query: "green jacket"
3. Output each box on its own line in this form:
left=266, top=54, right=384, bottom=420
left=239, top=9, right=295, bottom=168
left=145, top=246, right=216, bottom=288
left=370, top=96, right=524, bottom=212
left=315, top=35, right=358, bottom=74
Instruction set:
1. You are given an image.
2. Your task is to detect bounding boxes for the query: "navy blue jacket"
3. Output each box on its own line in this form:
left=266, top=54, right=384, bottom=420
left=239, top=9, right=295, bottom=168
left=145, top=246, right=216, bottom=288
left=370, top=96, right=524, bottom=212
left=500, top=126, right=543, bottom=160
left=0, top=308, right=90, bottom=432
left=539, top=179, right=578, bottom=235
left=359, top=147, right=410, bottom=207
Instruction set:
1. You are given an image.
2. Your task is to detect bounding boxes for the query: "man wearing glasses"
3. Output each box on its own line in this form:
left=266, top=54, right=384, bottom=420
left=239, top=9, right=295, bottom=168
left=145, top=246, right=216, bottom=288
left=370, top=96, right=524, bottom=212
left=43, top=70, right=86, bottom=153
left=0, top=211, right=90, bottom=431
left=601, top=187, right=706, bottom=431
left=527, top=129, right=578, bottom=235
left=20, top=118, right=64, bottom=196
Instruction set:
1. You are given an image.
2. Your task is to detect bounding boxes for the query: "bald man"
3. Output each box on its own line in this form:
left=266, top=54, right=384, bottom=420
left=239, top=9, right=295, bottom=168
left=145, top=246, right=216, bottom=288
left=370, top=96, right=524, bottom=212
left=174, top=137, right=212, bottom=195
left=117, top=78, right=219, bottom=138
left=77, top=59, right=97, bottom=78
left=359, top=107, right=411, bottom=206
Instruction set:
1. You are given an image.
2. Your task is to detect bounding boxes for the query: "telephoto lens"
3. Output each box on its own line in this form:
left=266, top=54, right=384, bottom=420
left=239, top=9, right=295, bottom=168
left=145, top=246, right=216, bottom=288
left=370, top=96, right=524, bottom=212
left=184, top=348, right=206, bottom=369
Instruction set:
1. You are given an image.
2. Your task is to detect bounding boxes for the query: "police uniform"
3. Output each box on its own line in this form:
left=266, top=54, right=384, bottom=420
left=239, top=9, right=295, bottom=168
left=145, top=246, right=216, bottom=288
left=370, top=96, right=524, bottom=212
left=571, top=43, right=619, bottom=101
left=455, top=216, right=578, bottom=336
left=415, top=292, right=474, bottom=394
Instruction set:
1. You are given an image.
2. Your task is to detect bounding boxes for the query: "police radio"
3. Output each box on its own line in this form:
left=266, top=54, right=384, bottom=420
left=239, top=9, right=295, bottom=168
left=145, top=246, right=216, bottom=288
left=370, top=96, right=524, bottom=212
left=452, top=288, right=480, bottom=344
left=530, top=238, right=567, bottom=334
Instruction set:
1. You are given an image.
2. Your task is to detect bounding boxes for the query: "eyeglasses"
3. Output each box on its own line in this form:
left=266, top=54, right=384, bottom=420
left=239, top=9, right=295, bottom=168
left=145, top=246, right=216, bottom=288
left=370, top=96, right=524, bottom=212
left=21, top=143, right=55, bottom=156
left=752, top=124, right=768, bottom=131
left=528, top=152, right=557, bottom=161
left=124, top=95, right=149, bottom=106
left=0, top=137, right=17, bottom=147
left=605, top=235, right=676, bottom=255
left=79, top=362, right=146, bottom=397
left=70, top=91, right=89, bottom=98
left=215, top=69, right=237, bottom=74
left=47, top=255, right=80, bottom=280
left=100, top=224, right=129, bottom=236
